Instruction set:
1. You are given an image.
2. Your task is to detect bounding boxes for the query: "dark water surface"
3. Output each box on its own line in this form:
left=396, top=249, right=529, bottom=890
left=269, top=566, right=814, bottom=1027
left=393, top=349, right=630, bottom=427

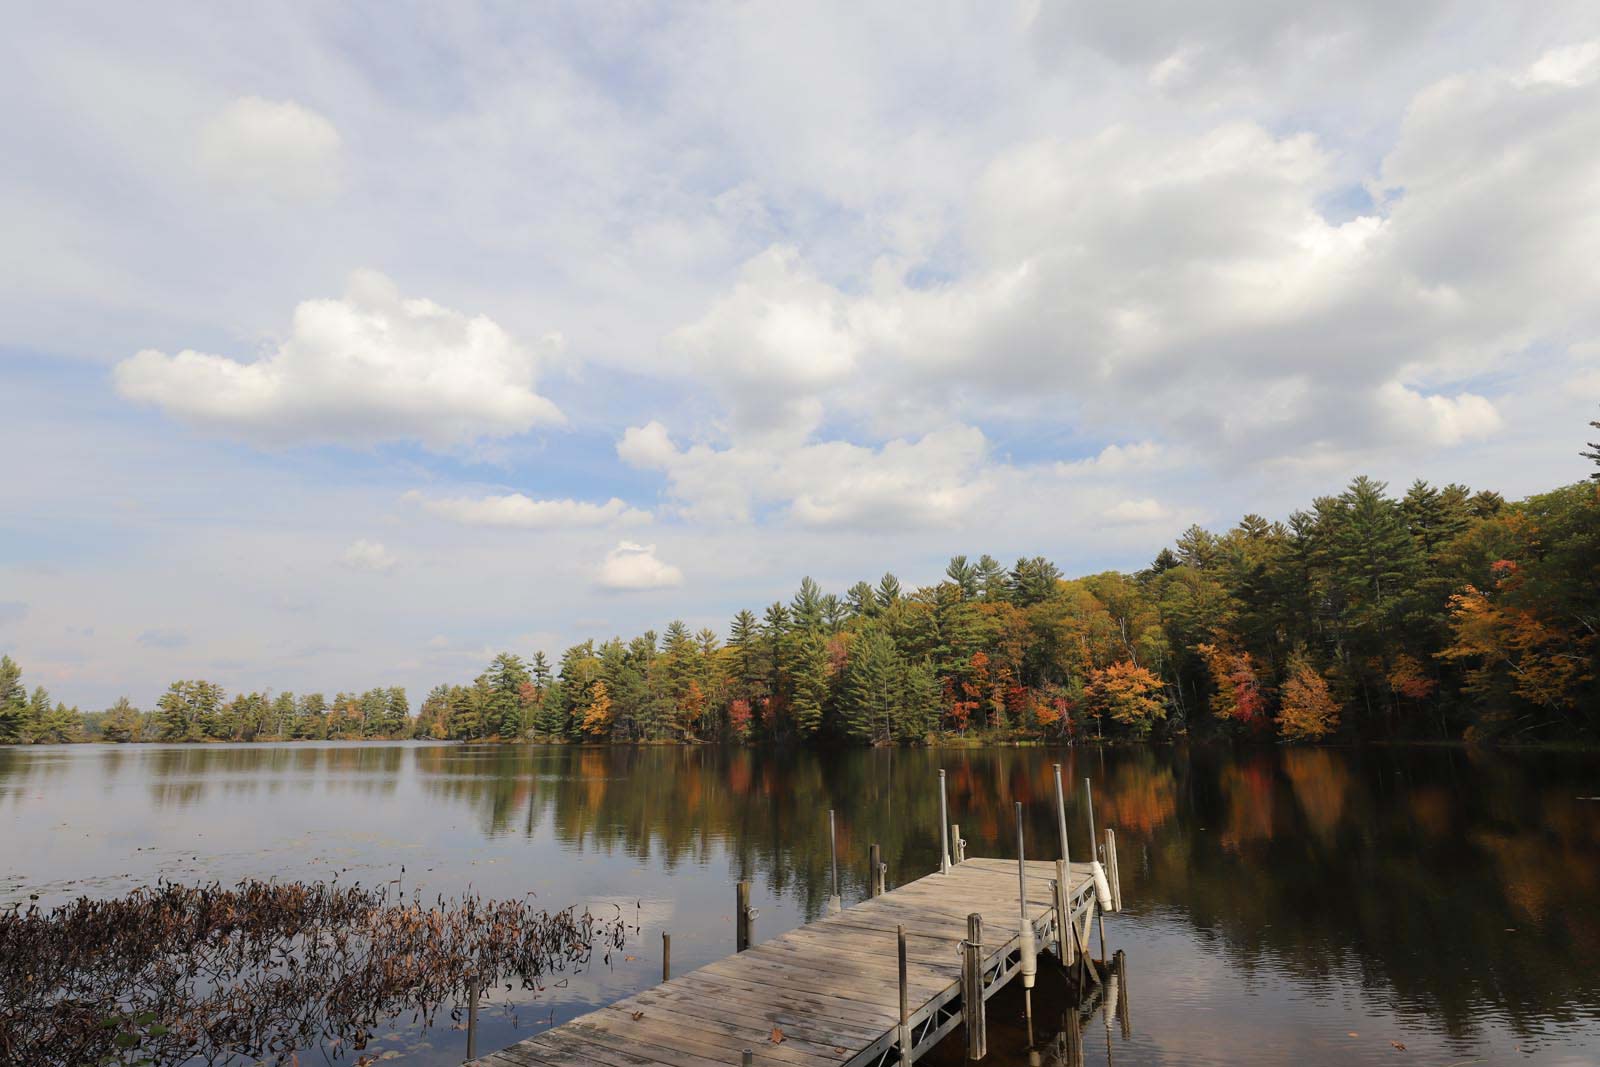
left=2, top=743, right=1596, bottom=1066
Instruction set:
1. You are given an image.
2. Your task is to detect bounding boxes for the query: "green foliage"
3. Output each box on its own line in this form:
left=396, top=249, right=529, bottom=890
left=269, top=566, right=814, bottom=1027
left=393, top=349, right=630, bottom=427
left=8, top=431, right=1597, bottom=748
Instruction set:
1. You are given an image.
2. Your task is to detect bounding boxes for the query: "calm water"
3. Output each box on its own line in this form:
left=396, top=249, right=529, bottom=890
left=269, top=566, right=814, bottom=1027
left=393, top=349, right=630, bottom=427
left=2, top=743, right=1597, bottom=1066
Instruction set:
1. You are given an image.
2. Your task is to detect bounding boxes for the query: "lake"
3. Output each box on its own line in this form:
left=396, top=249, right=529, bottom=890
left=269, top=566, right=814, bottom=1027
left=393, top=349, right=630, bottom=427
left=2, top=742, right=1597, bottom=1066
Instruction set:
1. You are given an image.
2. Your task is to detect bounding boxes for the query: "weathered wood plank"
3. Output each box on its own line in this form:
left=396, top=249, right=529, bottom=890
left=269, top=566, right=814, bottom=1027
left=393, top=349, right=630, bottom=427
left=473, top=855, right=1108, bottom=1067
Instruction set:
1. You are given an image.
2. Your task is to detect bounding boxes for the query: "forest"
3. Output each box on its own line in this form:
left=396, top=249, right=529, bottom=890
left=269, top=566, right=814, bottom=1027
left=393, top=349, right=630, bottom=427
left=3, top=446, right=1597, bottom=747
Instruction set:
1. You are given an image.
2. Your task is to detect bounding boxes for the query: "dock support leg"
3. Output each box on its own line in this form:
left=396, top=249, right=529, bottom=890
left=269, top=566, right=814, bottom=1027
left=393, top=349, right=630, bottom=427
left=827, top=810, right=842, bottom=915
left=897, top=924, right=910, bottom=1061
left=1053, top=764, right=1070, bottom=871
left=663, top=931, right=671, bottom=981
left=1115, top=950, right=1131, bottom=1039
left=939, top=770, right=952, bottom=874
left=1052, top=862, right=1071, bottom=962
left=952, top=822, right=964, bottom=865
left=870, top=843, right=882, bottom=898
left=1014, top=802, right=1037, bottom=1034
left=1105, top=828, right=1122, bottom=912
left=961, top=913, right=986, bottom=1061
left=466, top=981, right=479, bottom=1061
left=736, top=881, right=752, bottom=952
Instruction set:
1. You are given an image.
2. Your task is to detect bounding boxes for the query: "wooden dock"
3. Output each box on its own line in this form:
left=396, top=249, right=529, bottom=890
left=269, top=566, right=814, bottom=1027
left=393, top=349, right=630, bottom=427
left=470, top=856, right=1112, bottom=1067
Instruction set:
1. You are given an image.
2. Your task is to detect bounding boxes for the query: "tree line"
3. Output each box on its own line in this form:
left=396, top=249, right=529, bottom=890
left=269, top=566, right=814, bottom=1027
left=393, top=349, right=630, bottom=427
left=4, top=439, right=1597, bottom=747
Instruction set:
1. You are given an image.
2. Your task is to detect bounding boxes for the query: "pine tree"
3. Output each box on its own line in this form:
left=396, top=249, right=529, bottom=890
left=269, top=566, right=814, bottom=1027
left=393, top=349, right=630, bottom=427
left=296, top=692, right=329, bottom=739
left=945, top=556, right=979, bottom=599
left=1009, top=557, right=1063, bottom=606
left=841, top=627, right=902, bottom=743
left=790, top=631, right=830, bottom=738
left=791, top=577, right=826, bottom=631
left=876, top=573, right=903, bottom=611
left=384, top=687, right=410, bottom=736
left=416, top=685, right=451, bottom=739
left=485, top=653, right=530, bottom=738
left=760, top=602, right=793, bottom=734
left=0, top=655, right=26, bottom=743
left=975, top=555, right=1008, bottom=601
left=727, top=610, right=761, bottom=701
left=896, top=657, right=939, bottom=739
left=101, top=697, right=141, bottom=742
left=845, top=581, right=877, bottom=618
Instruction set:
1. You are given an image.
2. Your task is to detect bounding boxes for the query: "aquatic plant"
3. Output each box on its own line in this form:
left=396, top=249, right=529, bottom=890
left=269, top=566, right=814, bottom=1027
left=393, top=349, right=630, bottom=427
left=0, top=878, right=630, bottom=1067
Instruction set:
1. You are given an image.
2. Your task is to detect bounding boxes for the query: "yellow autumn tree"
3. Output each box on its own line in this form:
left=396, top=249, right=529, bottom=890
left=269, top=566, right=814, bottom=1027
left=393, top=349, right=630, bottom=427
left=1276, top=655, right=1339, bottom=741
left=580, top=680, right=613, bottom=738
left=1085, top=661, right=1165, bottom=737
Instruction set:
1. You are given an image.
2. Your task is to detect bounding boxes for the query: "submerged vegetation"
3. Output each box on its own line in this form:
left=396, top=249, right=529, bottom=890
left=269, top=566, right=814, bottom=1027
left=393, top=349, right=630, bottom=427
left=0, top=879, right=628, bottom=1067
left=3, top=458, right=1597, bottom=747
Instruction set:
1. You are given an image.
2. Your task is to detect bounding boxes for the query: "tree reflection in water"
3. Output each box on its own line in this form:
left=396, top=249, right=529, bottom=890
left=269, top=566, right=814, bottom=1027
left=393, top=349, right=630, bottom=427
left=3, top=741, right=1596, bottom=1065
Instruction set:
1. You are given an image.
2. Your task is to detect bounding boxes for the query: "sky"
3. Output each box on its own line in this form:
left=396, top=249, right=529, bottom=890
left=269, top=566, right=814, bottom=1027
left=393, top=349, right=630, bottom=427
left=3, top=1, right=1598, bottom=710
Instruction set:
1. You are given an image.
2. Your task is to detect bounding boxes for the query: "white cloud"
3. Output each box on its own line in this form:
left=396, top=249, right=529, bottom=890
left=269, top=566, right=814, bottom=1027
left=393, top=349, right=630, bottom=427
left=596, top=542, right=684, bottom=591
left=1376, top=383, right=1503, bottom=446
left=404, top=490, right=650, bottom=528
left=115, top=270, right=565, bottom=449
left=1517, top=40, right=1600, bottom=88
left=198, top=96, right=343, bottom=200
left=1103, top=498, right=1171, bottom=524
left=667, top=246, right=863, bottom=441
left=648, top=41, right=1600, bottom=470
left=340, top=538, right=398, bottom=573
left=1030, top=0, right=1453, bottom=103
left=619, top=421, right=992, bottom=528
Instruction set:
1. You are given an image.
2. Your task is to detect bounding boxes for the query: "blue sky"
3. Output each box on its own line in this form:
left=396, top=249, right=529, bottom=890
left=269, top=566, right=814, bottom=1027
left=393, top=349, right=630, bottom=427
left=2, top=2, right=1598, bottom=709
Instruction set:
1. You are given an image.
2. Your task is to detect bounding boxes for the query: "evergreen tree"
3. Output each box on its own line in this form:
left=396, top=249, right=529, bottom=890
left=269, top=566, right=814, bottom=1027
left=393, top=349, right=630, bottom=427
left=156, top=680, right=224, bottom=742
left=296, top=693, right=329, bottom=739
left=727, top=610, right=761, bottom=701
left=945, top=556, right=979, bottom=599
left=840, top=627, right=903, bottom=743
left=384, top=687, right=410, bottom=736
left=485, top=653, right=530, bottom=738
left=0, top=655, right=25, bottom=743
left=790, top=631, right=830, bottom=738
left=416, top=685, right=451, bottom=739
left=760, top=602, right=793, bottom=734
left=791, top=577, right=826, bottom=631
left=897, top=657, right=939, bottom=739
left=975, top=554, right=1008, bottom=601
left=1009, top=556, right=1063, bottom=606
left=447, top=685, right=481, bottom=740
left=101, top=697, right=141, bottom=742
left=845, top=581, right=878, bottom=618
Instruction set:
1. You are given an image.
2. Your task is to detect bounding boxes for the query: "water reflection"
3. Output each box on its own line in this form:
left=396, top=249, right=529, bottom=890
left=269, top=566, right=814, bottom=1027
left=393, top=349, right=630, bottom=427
left=1, top=741, right=1596, bottom=1065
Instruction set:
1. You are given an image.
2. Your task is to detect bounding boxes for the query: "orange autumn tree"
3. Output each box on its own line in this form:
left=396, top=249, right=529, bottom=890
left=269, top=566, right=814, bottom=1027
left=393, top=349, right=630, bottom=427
left=1085, top=661, right=1165, bottom=737
left=728, top=698, right=753, bottom=740
left=1386, top=653, right=1437, bottom=702
left=1277, top=654, right=1339, bottom=741
left=677, top=679, right=706, bottom=738
left=1440, top=582, right=1592, bottom=711
left=1196, top=642, right=1268, bottom=726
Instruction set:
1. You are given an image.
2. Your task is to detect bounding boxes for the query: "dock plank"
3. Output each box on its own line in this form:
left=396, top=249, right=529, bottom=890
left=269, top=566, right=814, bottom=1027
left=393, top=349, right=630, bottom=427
left=470, top=857, right=1104, bottom=1067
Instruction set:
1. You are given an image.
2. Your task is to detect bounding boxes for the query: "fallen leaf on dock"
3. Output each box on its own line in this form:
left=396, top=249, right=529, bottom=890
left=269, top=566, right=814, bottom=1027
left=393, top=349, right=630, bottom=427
left=770, top=1027, right=785, bottom=1044
left=1391, top=1041, right=1407, bottom=1050
left=631, top=1011, right=645, bottom=1021
left=624, top=955, right=637, bottom=961
left=1348, top=1032, right=1359, bottom=1038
